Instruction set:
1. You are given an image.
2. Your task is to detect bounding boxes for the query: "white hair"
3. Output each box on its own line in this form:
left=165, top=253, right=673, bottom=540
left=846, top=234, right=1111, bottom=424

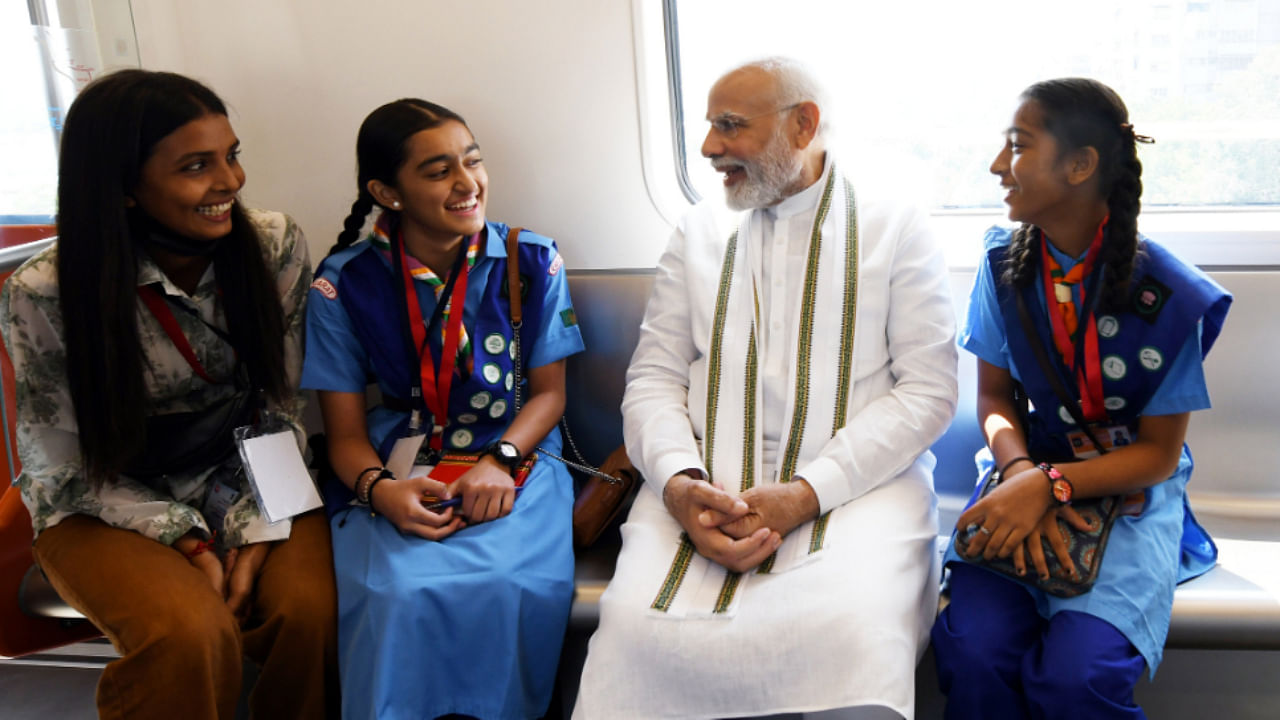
left=732, top=56, right=830, bottom=139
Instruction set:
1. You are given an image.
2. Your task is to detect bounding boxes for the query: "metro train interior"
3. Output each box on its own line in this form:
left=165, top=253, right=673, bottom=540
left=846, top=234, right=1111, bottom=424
left=2, top=1, right=1278, bottom=717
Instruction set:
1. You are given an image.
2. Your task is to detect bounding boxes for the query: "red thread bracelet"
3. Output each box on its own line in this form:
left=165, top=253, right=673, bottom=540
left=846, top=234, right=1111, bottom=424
left=183, top=537, right=216, bottom=560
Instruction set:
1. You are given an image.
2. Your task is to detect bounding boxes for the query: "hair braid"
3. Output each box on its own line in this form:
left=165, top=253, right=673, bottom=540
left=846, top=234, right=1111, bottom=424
left=1000, top=224, right=1041, bottom=292
left=1099, top=146, right=1143, bottom=309
left=330, top=193, right=375, bottom=256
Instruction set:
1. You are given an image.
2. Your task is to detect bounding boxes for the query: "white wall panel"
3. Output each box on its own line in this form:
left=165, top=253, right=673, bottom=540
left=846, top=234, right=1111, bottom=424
left=129, top=0, right=672, bottom=269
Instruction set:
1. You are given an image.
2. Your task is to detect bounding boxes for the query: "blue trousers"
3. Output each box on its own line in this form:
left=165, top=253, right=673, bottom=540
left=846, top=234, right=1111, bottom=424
left=931, top=563, right=1147, bottom=720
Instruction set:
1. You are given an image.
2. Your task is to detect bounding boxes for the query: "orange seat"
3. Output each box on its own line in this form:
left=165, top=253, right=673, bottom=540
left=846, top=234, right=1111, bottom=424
left=0, top=263, right=100, bottom=657
left=0, top=224, right=56, bottom=250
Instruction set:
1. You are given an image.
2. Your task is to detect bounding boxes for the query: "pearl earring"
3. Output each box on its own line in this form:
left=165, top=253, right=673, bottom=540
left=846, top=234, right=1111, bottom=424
left=392, top=201, right=402, bottom=209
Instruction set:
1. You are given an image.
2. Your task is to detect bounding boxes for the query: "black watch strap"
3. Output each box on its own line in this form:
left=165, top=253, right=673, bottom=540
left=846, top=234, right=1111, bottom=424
left=485, top=440, right=523, bottom=473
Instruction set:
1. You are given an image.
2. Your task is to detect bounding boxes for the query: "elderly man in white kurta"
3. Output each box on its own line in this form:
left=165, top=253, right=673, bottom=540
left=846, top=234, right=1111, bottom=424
left=574, top=58, right=958, bottom=720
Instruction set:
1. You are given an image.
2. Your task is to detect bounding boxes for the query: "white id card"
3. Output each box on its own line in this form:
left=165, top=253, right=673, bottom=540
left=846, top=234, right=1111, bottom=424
left=385, top=432, right=427, bottom=482
left=235, top=425, right=323, bottom=524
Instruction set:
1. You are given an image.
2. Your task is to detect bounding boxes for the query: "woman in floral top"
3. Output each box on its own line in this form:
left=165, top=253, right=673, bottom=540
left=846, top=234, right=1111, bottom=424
left=0, top=70, right=337, bottom=719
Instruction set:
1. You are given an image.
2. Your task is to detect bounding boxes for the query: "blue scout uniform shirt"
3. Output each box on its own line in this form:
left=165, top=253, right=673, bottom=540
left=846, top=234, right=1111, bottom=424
left=948, top=226, right=1231, bottom=674
left=961, top=228, right=1211, bottom=416
left=301, top=220, right=583, bottom=471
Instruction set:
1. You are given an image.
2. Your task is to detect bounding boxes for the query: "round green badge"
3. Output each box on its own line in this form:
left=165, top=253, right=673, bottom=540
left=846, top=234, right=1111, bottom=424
left=484, top=333, right=506, bottom=355
left=489, top=399, right=508, bottom=419
left=1096, top=315, right=1120, bottom=339
left=1138, top=346, right=1163, bottom=372
left=1102, top=355, right=1127, bottom=381
left=482, top=363, right=502, bottom=385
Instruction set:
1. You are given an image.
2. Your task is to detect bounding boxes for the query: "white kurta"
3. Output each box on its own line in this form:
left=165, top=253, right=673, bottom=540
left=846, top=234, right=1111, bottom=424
left=574, top=160, right=958, bottom=719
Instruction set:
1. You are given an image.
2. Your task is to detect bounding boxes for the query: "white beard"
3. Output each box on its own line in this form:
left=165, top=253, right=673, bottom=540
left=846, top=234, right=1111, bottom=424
left=722, top=123, right=805, bottom=211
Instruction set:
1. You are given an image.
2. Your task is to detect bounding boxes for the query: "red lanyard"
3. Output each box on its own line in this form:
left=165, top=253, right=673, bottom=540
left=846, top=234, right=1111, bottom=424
left=398, top=237, right=471, bottom=450
left=1040, top=225, right=1107, bottom=422
left=137, top=285, right=216, bottom=384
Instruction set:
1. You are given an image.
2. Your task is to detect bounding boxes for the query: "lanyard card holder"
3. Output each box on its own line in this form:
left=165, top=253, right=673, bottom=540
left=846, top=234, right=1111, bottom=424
left=235, top=413, right=323, bottom=524
left=386, top=411, right=429, bottom=483
left=201, top=464, right=243, bottom=532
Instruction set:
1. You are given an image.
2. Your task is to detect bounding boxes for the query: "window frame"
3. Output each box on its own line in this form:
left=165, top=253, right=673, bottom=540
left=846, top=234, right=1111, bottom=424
left=635, top=0, right=1280, bottom=269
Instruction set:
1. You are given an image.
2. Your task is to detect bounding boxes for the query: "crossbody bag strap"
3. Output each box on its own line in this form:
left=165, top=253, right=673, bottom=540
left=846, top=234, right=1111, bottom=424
left=506, top=228, right=525, bottom=413
left=504, top=228, right=614, bottom=482
left=1015, top=290, right=1108, bottom=456
left=506, top=227, right=523, bottom=326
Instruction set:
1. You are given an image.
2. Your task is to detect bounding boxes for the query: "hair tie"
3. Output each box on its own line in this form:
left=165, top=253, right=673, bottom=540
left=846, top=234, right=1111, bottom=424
left=1120, top=123, right=1155, bottom=144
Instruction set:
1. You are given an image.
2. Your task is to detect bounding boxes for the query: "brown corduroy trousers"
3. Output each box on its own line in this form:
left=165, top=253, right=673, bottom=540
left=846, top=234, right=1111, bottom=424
left=32, top=511, right=339, bottom=720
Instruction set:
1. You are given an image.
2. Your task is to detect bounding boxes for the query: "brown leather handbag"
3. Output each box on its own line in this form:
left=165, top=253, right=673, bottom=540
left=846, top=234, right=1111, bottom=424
left=571, top=444, right=641, bottom=547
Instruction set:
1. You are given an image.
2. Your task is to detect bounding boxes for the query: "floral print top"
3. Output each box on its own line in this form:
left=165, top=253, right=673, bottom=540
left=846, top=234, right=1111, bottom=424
left=0, top=209, right=312, bottom=548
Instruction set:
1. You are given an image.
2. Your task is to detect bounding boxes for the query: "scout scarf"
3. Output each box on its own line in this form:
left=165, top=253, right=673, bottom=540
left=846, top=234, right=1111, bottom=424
left=371, top=212, right=481, bottom=377
left=1040, top=218, right=1109, bottom=423
left=650, top=166, right=860, bottom=618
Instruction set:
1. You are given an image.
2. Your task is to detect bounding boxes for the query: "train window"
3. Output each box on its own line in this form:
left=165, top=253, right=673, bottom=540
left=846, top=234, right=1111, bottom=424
left=642, top=0, right=1280, bottom=265
left=0, top=0, right=138, bottom=227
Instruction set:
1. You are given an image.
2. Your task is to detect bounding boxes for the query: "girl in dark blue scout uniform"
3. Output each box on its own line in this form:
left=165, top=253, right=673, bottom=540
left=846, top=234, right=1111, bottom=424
left=301, top=99, right=584, bottom=719
left=931, top=78, right=1231, bottom=719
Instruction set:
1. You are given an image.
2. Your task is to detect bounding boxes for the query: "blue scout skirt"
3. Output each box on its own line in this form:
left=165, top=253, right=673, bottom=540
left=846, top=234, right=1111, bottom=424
left=331, top=451, right=575, bottom=720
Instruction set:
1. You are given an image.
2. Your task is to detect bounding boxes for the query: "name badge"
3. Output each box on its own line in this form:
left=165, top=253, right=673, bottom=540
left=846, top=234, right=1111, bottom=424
left=202, top=476, right=241, bottom=531
left=234, top=421, right=323, bottom=524
left=386, top=432, right=428, bottom=482
left=1066, top=424, right=1133, bottom=460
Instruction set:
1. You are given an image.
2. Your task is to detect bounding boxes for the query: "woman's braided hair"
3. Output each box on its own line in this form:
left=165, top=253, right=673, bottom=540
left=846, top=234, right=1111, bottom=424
left=330, top=99, right=468, bottom=255
left=1001, top=78, right=1147, bottom=310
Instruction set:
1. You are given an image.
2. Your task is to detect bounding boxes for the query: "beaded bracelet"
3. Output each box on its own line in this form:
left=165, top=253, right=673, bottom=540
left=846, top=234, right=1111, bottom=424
left=356, top=467, right=396, bottom=513
left=353, top=466, right=384, bottom=505
left=364, top=469, right=394, bottom=509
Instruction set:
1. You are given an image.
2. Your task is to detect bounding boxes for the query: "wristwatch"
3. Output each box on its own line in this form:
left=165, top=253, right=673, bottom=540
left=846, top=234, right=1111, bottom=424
left=483, top=440, right=524, bottom=474
left=1037, top=462, right=1074, bottom=506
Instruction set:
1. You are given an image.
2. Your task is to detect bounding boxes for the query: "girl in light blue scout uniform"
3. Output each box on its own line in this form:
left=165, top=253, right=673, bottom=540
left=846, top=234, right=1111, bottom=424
left=931, top=78, right=1231, bottom=719
left=302, top=99, right=584, bottom=719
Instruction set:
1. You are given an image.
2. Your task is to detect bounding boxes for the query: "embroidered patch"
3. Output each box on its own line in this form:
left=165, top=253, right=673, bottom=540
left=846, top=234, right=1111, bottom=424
left=456, top=413, right=478, bottom=424
left=560, top=307, right=578, bottom=328
left=449, top=429, right=474, bottom=449
left=469, top=391, right=492, bottom=409
left=1058, top=406, right=1078, bottom=425
left=1102, top=355, right=1128, bottom=380
left=509, top=342, right=517, bottom=360
left=310, top=277, right=338, bottom=300
left=1096, top=315, right=1120, bottom=339
left=549, top=253, right=564, bottom=276
left=1105, top=396, right=1127, bottom=411
left=489, top=399, right=508, bottom=418
left=482, top=363, right=502, bottom=385
left=505, top=372, right=514, bottom=391
left=1132, top=275, right=1172, bottom=323
left=483, top=333, right=506, bottom=355
left=1138, top=346, right=1163, bottom=371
